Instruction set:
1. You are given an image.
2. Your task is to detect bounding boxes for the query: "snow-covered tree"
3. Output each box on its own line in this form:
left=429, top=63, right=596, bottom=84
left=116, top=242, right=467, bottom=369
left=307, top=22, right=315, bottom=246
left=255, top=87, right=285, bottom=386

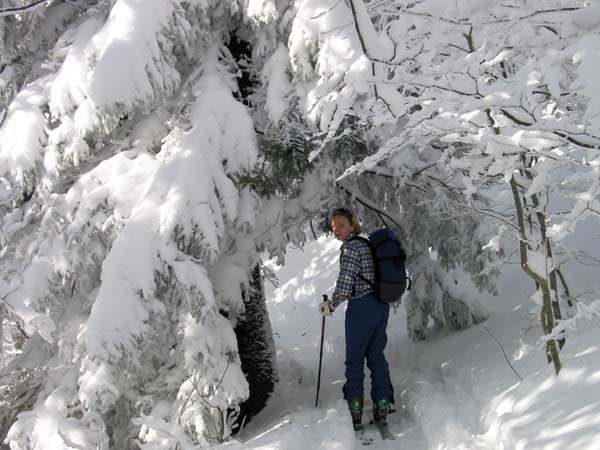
left=0, top=0, right=296, bottom=447
left=286, top=0, right=600, bottom=371
left=4, top=0, right=600, bottom=446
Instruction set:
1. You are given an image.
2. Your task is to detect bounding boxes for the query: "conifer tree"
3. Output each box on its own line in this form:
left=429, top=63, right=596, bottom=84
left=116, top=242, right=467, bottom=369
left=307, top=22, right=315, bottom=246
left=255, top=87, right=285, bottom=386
left=0, top=1, right=287, bottom=447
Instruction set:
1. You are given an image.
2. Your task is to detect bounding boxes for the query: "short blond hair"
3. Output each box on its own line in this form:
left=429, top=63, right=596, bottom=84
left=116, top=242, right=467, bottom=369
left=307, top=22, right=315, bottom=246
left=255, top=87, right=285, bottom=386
left=332, top=207, right=362, bottom=234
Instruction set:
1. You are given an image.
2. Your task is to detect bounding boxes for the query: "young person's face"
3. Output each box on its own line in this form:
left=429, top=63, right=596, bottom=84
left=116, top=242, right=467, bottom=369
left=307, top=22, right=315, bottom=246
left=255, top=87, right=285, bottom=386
left=332, top=215, right=354, bottom=241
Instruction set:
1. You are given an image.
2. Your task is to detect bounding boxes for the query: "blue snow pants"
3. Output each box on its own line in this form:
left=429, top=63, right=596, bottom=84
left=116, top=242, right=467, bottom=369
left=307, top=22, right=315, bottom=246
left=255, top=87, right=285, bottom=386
left=342, top=293, right=391, bottom=402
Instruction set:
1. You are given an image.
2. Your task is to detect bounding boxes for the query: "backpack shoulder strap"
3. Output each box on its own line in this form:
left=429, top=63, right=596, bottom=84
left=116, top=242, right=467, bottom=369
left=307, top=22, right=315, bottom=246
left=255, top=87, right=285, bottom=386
left=347, top=235, right=370, bottom=245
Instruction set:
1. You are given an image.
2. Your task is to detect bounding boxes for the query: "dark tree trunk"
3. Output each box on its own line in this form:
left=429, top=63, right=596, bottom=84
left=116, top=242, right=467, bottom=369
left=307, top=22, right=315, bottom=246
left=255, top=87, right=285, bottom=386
left=232, top=263, right=278, bottom=432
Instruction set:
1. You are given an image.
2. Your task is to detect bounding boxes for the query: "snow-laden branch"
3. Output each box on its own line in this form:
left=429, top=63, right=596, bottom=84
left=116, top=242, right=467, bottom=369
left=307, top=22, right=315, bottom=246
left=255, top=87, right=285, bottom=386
left=481, top=7, right=584, bottom=25
left=347, top=0, right=392, bottom=61
left=469, top=195, right=520, bottom=233
left=542, top=300, right=600, bottom=342
left=58, top=430, right=93, bottom=450
left=336, top=179, right=404, bottom=231
left=0, top=0, right=51, bottom=17
left=383, top=6, right=583, bottom=27
left=347, top=0, right=405, bottom=118
left=382, top=8, right=470, bottom=26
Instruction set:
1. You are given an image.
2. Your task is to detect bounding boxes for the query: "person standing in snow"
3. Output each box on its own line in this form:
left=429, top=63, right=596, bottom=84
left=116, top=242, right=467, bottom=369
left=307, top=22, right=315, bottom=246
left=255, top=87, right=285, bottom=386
left=319, top=207, right=392, bottom=430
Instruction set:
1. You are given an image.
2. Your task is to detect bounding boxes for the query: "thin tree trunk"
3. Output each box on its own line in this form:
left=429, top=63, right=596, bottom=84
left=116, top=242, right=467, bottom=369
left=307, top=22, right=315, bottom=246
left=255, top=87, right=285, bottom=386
left=510, top=176, right=561, bottom=374
left=521, top=157, right=565, bottom=349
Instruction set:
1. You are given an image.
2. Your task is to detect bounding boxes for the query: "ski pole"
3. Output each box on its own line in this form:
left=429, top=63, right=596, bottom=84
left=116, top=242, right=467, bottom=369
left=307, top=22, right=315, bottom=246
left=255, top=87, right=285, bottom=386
left=315, top=294, right=327, bottom=408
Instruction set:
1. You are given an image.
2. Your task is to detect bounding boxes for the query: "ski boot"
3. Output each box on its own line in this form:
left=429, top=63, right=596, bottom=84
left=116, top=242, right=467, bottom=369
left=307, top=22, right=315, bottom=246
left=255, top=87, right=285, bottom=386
left=373, top=399, right=388, bottom=424
left=347, top=398, right=363, bottom=431
left=373, top=399, right=395, bottom=440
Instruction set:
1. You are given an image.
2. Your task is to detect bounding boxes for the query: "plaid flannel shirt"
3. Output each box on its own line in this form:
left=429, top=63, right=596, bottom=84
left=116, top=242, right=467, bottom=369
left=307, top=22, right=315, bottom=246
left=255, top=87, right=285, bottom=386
left=330, top=233, right=376, bottom=311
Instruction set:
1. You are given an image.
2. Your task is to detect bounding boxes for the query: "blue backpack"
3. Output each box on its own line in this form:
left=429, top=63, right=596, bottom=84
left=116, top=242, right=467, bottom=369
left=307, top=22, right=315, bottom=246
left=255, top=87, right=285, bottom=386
left=352, top=228, right=410, bottom=304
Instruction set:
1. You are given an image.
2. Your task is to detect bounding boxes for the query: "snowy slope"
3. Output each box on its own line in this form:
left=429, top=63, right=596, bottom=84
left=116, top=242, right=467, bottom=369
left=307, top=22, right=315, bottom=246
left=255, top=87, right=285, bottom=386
left=218, top=234, right=600, bottom=450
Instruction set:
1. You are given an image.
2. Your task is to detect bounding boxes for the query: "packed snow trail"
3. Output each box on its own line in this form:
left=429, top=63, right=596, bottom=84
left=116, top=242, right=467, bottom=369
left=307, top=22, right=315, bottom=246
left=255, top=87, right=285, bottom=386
left=225, top=341, right=427, bottom=450
left=219, top=236, right=506, bottom=449
left=389, top=331, right=511, bottom=450
left=218, top=236, right=426, bottom=449
left=218, top=234, right=600, bottom=450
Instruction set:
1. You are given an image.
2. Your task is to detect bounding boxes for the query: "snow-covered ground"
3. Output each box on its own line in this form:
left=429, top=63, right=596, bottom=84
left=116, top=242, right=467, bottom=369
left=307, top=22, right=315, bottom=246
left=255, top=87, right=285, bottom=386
left=219, top=235, right=600, bottom=450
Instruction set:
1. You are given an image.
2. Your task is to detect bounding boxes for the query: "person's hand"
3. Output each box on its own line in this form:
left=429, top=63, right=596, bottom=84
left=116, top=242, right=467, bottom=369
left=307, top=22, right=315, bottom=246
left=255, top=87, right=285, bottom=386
left=319, top=300, right=333, bottom=317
